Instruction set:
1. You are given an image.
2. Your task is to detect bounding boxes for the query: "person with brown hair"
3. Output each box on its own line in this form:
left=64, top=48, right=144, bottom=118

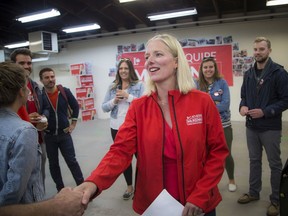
left=10, top=48, right=49, bottom=187
left=238, top=37, right=288, bottom=216
left=102, top=58, right=144, bottom=200
left=196, top=57, right=237, bottom=192
left=0, top=62, right=44, bottom=205
left=39, top=67, right=84, bottom=192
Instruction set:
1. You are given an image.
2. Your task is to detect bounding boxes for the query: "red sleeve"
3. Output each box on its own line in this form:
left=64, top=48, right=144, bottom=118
left=17, top=106, right=30, bottom=122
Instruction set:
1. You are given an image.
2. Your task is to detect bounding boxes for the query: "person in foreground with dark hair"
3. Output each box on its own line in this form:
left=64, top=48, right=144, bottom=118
left=0, top=62, right=44, bottom=205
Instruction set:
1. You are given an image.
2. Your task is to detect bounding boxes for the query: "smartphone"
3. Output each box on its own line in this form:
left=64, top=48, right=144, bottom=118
left=117, top=85, right=124, bottom=99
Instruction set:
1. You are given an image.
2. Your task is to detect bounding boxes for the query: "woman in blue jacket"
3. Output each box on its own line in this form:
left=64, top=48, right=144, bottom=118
left=102, top=58, right=144, bottom=200
left=0, top=62, right=44, bottom=205
left=196, top=57, right=237, bottom=192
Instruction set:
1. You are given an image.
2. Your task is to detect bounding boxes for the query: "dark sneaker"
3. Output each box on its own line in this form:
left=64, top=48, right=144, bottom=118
left=237, top=193, right=259, bottom=204
left=267, top=203, right=279, bottom=216
left=122, top=190, right=133, bottom=200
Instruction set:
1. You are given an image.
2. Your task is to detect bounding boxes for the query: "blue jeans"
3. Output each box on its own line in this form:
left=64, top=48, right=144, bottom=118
left=44, top=133, right=84, bottom=191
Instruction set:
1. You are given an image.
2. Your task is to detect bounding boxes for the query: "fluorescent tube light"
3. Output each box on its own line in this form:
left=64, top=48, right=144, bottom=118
left=119, top=0, right=137, bottom=3
left=4, top=41, right=30, bottom=49
left=63, top=23, right=101, bottom=33
left=16, top=8, right=60, bottom=23
left=267, top=0, right=288, bottom=6
left=148, top=8, right=197, bottom=21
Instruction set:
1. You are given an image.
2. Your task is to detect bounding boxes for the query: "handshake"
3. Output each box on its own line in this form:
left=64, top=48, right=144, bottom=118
left=50, top=182, right=98, bottom=216
left=0, top=182, right=97, bottom=216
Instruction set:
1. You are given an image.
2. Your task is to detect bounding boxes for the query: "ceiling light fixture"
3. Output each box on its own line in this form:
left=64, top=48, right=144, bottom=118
left=4, top=41, right=30, bottom=49
left=63, top=23, right=101, bottom=33
left=147, top=8, right=197, bottom=21
left=266, top=0, right=288, bottom=6
left=16, top=8, right=60, bottom=23
left=119, top=0, right=137, bottom=3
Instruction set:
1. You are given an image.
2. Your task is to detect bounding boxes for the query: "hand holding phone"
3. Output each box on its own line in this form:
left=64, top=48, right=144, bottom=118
left=117, top=85, right=124, bottom=99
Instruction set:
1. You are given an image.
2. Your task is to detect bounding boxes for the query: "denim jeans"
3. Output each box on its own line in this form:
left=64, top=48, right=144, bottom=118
left=44, top=133, right=84, bottom=191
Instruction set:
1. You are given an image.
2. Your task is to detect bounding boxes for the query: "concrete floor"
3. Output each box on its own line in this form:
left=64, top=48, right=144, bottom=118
left=44, top=119, right=288, bottom=216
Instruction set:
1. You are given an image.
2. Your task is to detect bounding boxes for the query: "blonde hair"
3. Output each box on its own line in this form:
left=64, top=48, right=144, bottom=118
left=254, top=37, right=271, bottom=49
left=145, top=34, right=195, bottom=95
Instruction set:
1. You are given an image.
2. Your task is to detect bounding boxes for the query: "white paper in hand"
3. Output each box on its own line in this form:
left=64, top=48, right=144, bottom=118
left=142, top=189, right=184, bottom=216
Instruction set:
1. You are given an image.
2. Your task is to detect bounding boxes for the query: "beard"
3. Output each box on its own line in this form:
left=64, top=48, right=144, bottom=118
left=254, top=55, right=269, bottom=64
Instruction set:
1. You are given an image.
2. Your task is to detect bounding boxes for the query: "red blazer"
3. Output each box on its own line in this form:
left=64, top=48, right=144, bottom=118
left=86, top=89, right=229, bottom=214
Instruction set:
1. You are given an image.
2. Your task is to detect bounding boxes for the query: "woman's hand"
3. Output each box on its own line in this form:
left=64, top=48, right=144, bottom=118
left=74, top=182, right=97, bottom=206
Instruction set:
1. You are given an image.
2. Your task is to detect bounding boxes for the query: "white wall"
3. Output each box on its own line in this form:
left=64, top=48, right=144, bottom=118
left=32, top=18, right=288, bottom=121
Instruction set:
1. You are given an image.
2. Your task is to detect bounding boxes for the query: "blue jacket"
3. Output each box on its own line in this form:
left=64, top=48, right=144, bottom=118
left=28, top=79, right=49, bottom=118
left=195, top=78, right=231, bottom=125
left=0, top=108, right=44, bottom=205
left=44, top=86, right=79, bottom=135
left=102, top=81, right=145, bottom=119
left=240, top=58, right=288, bottom=130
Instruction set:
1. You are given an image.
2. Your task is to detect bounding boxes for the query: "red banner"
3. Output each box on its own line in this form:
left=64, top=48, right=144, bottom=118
left=119, top=44, right=233, bottom=86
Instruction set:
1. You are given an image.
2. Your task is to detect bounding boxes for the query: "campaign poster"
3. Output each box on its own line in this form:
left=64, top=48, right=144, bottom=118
left=77, top=75, right=94, bottom=87
left=83, top=98, right=95, bottom=110
left=76, top=86, right=94, bottom=99
left=82, top=109, right=97, bottom=121
left=119, top=44, right=233, bottom=86
left=70, top=63, right=92, bottom=76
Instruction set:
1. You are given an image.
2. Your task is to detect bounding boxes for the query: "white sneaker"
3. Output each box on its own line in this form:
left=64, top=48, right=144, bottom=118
left=228, top=184, right=237, bottom=192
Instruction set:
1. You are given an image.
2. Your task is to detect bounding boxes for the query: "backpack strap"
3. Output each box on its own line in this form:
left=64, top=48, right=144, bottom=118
left=57, top=84, right=68, bottom=102
left=57, top=84, right=72, bottom=118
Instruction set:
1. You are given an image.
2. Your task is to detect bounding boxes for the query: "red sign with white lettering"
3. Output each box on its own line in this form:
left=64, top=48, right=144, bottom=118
left=119, top=44, right=233, bottom=86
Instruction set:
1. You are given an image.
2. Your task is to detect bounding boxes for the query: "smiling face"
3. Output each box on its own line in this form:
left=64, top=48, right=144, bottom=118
left=15, top=54, right=32, bottom=75
left=144, top=39, right=178, bottom=87
left=118, top=61, right=130, bottom=81
left=201, top=60, right=216, bottom=82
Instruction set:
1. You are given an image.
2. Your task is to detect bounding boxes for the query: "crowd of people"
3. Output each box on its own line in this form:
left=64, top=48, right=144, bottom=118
left=0, top=34, right=288, bottom=216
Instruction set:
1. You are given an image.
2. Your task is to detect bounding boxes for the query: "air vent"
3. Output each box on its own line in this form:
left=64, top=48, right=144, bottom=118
left=29, top=31, right=58, bottom=53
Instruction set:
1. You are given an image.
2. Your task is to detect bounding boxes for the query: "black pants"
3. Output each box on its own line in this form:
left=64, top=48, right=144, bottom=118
left=45, top=133, right=84, bottom=191
left=111, top=128, right=133, bottom=186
